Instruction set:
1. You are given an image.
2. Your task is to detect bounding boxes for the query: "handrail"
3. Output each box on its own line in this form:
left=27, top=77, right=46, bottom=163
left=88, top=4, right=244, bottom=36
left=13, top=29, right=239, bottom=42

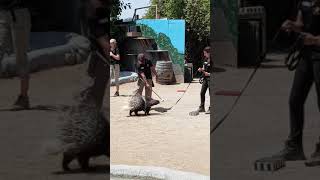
left=132, top=5, right=158, bottom=21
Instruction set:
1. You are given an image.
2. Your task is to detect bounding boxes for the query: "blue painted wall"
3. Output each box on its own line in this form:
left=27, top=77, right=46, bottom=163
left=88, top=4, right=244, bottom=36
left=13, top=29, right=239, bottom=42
left=136, top=19, right=185, bottom=71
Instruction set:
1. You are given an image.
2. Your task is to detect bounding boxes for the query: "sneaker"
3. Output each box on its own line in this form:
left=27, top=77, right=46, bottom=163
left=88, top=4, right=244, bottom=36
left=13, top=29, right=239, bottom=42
left=198, top=106, right=205, bottom=112
left=114, top=91, right=119, bottom=96
left=305, top=141, right=320, bottom=167
left=13, top=95, right=30, bottom=110
left=205, top=107, right=211, bottom=114
left=271, top=140, right=306, bottom=161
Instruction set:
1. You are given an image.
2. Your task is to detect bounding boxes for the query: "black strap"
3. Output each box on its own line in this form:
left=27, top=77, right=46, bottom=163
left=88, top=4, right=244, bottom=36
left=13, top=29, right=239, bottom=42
left=285, top=33, right=305, bottom=71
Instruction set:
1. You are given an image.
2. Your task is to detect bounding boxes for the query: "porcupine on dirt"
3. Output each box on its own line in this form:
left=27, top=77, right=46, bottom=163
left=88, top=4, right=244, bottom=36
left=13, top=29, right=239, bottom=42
left=58, top=87, right=109, bottom=171
left=129, top=90, right=160, bottom=116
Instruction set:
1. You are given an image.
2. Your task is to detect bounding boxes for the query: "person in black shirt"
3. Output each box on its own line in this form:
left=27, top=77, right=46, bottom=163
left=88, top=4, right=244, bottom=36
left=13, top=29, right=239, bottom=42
left=272, top=0, right=320, bottom=166
left=135, top=53, right=157, bottom=101
left=84, top=0, right=110, bottom=109
left=197, top=46, right=211, bottom=114
left=110, top=38, right=121, bottom=96
left=0, top=0, right=32, bottom=109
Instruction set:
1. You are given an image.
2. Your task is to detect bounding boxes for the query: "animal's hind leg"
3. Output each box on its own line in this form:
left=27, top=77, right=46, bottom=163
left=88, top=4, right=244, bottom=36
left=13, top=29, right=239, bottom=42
left=146, top=107, right=151, bottom=115
left=130, top=110, right=133, bottom=116
left=77, top=155, right=90, bottom=171
left=135, top=111, right=139, bottom=116
left=62, top=152, right=74, bottom=171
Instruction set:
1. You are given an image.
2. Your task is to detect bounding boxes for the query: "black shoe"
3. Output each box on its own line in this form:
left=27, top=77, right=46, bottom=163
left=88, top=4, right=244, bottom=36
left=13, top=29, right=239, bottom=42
left=272, top=140, right=306, bottom=161
left=205, top=107, right=211, bottom=114
left=305, top=141, right=320, bottom=167
left=198, top=106, right=205, bottom=112
left=114, top=91, right=119, bottom=96
left=13, top=95, right=30, bottom=109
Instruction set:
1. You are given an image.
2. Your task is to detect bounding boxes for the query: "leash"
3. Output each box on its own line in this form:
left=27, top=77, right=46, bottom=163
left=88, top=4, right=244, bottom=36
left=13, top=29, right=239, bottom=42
left=137, top=77, right=164, bottom=101
left=285, top=33, right=305, bottom=71
left=211, top=30, right=306, bottom=134
left=137, top=76, right=192, bottom=110
left=210, top=57, right=263, bottom=134
left=211, top=30, right=283, bottom=134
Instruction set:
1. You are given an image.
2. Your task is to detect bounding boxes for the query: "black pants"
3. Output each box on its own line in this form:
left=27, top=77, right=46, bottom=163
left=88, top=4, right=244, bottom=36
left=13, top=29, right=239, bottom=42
left=86, top=34, right=109, bottom=109
left=200, top=78, right=211, bottom=107
left=289, top=56, right=320, bottom=145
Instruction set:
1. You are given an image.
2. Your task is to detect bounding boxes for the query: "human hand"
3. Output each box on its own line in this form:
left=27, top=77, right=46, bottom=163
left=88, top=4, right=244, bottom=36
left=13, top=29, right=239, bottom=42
left=204, top=72, right=210, bottom=76
left=302, top=32, right=318, bottom=45
left=281, top=20, right=295, bottom=32
left=198, top=68, right=203, bottom=72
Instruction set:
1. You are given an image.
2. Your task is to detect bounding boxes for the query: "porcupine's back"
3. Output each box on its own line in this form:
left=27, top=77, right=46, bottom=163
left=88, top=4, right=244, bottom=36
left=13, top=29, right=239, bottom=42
left=59, top=103, right=108, bottom=156
left=129, top=94, right=146, bottom=112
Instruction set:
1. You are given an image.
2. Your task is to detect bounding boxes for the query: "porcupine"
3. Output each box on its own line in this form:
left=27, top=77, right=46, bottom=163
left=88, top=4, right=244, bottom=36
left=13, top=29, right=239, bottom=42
left=129, top=89, right=159, bottom=116
left=58, top=82, right=109, bottom=171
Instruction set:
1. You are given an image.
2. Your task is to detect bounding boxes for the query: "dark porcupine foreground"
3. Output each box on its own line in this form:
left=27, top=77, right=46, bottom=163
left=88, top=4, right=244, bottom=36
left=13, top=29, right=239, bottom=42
left=129, top=90, right=159, bottom=116
left=59, top=87, right=109, bottom=171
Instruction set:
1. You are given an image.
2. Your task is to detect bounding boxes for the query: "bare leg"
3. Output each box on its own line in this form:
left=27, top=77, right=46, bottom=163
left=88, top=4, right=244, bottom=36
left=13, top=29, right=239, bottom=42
left=20, top=77, right=29, bottom=97
left=11, top=9, right=31, bottom=108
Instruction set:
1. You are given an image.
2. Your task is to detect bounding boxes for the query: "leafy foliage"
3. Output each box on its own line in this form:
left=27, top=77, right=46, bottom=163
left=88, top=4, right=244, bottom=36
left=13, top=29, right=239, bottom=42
left=144, top=0, right=210, bottom=69
left=110, top=0, right=131, bottom=42
left=216, top=0, right=238, bottom=48
left=110, top=0, right=132, bottom=19
left=144, top=0, right=185, bottom=19
left=139, top=24, right=185, bottom=69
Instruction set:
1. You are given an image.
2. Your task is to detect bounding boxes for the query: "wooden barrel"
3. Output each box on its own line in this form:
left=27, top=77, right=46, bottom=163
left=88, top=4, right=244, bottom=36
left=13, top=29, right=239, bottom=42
left=156, top=61, right=174, bottom=85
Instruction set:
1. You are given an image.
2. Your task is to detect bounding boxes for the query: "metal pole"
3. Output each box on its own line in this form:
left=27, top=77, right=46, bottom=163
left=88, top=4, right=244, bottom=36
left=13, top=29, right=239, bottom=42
left=156, top=5, right=158, bottom=19
left=157, top=0, right=161, bottom=18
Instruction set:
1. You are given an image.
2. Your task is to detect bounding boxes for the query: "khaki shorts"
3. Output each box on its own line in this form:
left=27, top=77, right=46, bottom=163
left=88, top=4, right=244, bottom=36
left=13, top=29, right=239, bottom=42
left=110, top=64, right=120, bottom=86
left=135, top=78, right=153, bottom=100
left=0, top=8, right=31, bottom=78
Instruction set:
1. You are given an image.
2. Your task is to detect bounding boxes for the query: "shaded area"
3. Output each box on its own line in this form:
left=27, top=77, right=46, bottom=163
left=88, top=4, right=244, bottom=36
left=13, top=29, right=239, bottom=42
left=53, top=165, right=109, bottom=175
left=0, top=65, right=108, bottom=179
left=212, top=58, right=320, bottom=179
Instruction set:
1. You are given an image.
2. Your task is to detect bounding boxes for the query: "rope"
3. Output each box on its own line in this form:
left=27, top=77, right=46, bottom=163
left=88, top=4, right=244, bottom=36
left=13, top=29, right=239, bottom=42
left=285, top=33, right=305, bottom=71
left=136, top=77, right=193, bottom=110
left=210, top=58, right=263, bottom=134
left=167, top=81, right=192, bottom=110
left=210, top=30, right=284, bottom=135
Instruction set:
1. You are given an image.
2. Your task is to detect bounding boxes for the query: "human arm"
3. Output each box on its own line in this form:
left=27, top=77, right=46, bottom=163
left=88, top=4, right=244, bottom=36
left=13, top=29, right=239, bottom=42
left=110, top=50, right=120, bottom=61
left=301, top=33, right=320, bottom=46
left=198, top=63, right=210, bottom=76
left=140, top=72, right=151, bottom=88
left=137, top=63, right=151, bottom=88
left=281, top=11, right=304, bottom=33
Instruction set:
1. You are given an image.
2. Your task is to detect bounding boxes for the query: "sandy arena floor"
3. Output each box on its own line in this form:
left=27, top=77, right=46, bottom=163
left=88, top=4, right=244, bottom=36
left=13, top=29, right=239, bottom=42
left=110, top=79, right=210, bottom=176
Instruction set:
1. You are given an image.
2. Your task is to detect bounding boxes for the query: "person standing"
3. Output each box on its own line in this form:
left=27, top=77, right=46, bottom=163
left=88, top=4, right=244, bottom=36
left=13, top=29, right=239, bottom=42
left=85, top=0, right=110, bottom=109
left=110, top=38, right=120, bottom=96
left=272, top=0, right=320, bottom=166
left=135, top=53, right=157, bottom=102
left=0, top=0, right=32, bottom=109
left=197, top=46, right=211, bottom=114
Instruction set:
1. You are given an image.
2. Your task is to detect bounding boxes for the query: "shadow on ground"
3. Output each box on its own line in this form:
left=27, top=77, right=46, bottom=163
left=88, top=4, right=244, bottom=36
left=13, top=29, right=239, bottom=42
left=213, top=67, right=227, bottom=73
left=52, top=165, right=109, bottom=175
left=151, top=107, right=172, bottom=113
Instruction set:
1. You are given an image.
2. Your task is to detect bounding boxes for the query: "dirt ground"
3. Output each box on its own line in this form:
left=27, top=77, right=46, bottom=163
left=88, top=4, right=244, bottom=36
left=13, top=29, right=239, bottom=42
left=0, top=64, right=109, bottom=180
left=0, top=63, right=210, bottom=178
left=110, top=79, right=210, bottom=176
